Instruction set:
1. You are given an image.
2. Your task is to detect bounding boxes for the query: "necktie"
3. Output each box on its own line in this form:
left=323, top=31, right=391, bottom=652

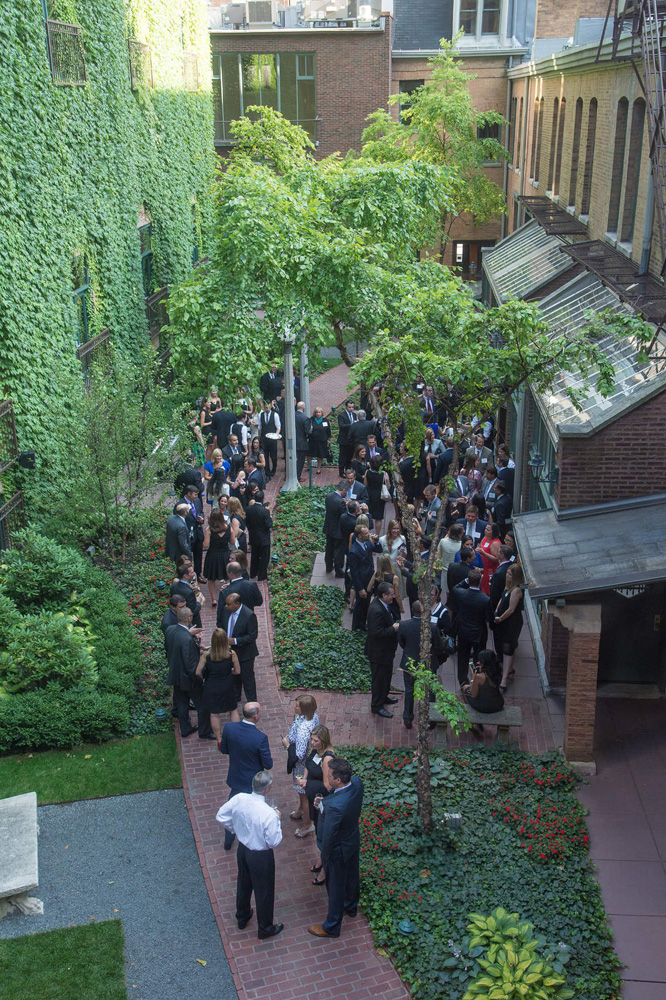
left=228, top=612, right=236, bottom=637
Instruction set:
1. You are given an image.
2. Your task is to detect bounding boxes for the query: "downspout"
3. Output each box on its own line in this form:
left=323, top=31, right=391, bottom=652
left=639, top=165, right=655, bottom=275
left=501, top=0, right=519, bottom=239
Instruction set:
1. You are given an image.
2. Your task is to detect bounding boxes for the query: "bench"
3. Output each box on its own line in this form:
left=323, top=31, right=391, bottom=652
left=0, top=792, right=42, bottom=918
left=429, top=704, right=523, bottom=746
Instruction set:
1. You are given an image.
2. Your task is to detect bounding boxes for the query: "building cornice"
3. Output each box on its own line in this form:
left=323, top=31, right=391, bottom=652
left=392, top=45, right=527, bottom=58
left=508, top=32, right=634, bottom=79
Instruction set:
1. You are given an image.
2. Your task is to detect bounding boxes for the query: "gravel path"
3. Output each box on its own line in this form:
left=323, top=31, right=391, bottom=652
left=0, top=789, right=237, bottom=1000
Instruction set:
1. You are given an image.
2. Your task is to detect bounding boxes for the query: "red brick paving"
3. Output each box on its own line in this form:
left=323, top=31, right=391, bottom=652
left=177, top=365, right=555, bottom=1000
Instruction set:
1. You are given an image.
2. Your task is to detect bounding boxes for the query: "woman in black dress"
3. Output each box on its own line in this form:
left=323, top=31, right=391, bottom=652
left=461, top=649, right=504, bottom=733
left=295, top=724, right=335, bottom=884
left=200, top=397, right=214, bottom=460
left=493, top=564, right=525, bottom=692
left=196, top=628, right=240, bottom=745
left=203, top=507, right=231, bottom=606
left=227, top=496, right=247, bottom=555
left=364, top=456, right=389, bottom=533
left=307, top=407, right=332, bottom=475
left=351, top=444, right=368, bottom=480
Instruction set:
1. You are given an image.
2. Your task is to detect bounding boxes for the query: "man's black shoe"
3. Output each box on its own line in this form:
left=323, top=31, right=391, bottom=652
left=385, top=697, right=399, bottom=705
left=238, top=908, right=253, bottom=930
left=199, top=733, right=216, bottom=740
left=374, top=708, right=393, bottom=719
left=345, top=909, right=358, bottom=918
left=334, top=572, right=345, bottom=578
left=404, top=720, right=413, bottom=730
left=181, top=726, right=198, bottom=737
left=258, top=923, right=284, bottom=940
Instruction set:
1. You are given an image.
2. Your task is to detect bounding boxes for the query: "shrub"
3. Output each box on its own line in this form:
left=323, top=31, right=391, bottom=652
left=0, top=690, right=130, bottom=753
left=0, top=611, right=97, bottom=694
left=0, top=531, right=88, bottom=611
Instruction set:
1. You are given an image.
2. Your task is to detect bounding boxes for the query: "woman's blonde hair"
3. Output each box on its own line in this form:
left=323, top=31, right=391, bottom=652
left=297, top=694, right=317, bottom=720
left=376, top=553, right=397, bottom=578
left=227, top=496, right=243, bottom=518
left=356, top=513, right=369, bottom=528
left=210, top=627, right=231, bottom=661
left=310, top=724, right=333, bottom=751
left=506, top=564, right=524, bottom=592
left=211, top=448, right=223, bottom=461
left=386, top=518, right=401, bottom=537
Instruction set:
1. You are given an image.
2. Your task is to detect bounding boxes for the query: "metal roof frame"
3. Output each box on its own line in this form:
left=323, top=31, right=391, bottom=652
left=518, top=196, right=589, bottom=236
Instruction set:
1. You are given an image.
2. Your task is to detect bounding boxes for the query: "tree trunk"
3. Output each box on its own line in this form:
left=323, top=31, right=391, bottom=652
left=333, top=320, right=356, bottom=367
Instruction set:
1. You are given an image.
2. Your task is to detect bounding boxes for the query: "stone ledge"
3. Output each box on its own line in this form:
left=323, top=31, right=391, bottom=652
left=0, top=791, right=38, bottom=899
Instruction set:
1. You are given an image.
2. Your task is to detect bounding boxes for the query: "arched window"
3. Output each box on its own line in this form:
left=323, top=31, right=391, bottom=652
left=581, top=98, right=598, bottom=216
left=607, top=98, right=629, bottom=233
left=553, top=97, right=566, bottom=197
left=620, top=98, right=646, bottom=244
left=568, top=97, right=584, bottom=208
left=547, top=97, right=559, bottom=192
left=534, top=98, right=544, bottom=184
left=515, top=96, right=523, bottom=169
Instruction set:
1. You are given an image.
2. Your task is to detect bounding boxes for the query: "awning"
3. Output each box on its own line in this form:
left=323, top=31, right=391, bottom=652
left=534, top=271, right=666, bottom=436
left=518, top=196, right=588, bottom=237
left=483, top=219, right=574, bottom=303
left=513, top=499, right=666, bottom=599
left=561, top=240, right=666, bottom=326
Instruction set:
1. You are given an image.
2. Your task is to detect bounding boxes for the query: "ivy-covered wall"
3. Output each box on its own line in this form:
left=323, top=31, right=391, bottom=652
left=0, top=0, right=215, bottom=484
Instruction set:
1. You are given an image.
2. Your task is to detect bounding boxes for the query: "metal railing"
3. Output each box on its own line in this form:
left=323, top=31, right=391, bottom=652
left=182, top=52, right=199, bottom=91
left=128, top=39, right=154, bottom=90
left=46, top=19, right=87, bottom=86
left=77, top=327, right=110, bottom=361
left=0, top=491, right=25, bottom=552
left=0, top=400, right=18, bottom=474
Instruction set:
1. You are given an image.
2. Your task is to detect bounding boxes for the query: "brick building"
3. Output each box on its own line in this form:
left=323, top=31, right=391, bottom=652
left=482, top=15, right=666, bottom=765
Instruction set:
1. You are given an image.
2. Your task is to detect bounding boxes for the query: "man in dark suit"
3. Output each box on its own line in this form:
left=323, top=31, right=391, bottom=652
left=165, top=505, right=192, bottom=564
left=418, top=385, right=437, bottom=422
left=258, top=401, right=280, bottom=480
left=323, top=481, right=348, bottom=577
left=177, top=485, right=205, bottom=580
left=464, top=433, right=493, bottom=473
left=347, top=524, right=382, bottom=630
left=219, top=702, right=273, bottom=849
left=496, top=455, right=515, bottom=495
left=349, top=410, right=377, bottom=450
left=244, top=491, right=273, bottom=581
left=259, top=363, right=283, bottom=402
left=222, top=432, right=244, bottom=467
left=171, top=563, right=202, bottom=629
left=433, top=446, right=455, bottom=483
left=294, top=402, right=310, bottom=479
left=174, top=463, right=204, bottom=498
left=160, top=594, right=186, bottom=648
left=218, top=562, right=263, bottom=618
left=365, top=581, right=400, bottom=717
left=489, top=482, right=513, bottom=535
left=243, top=457, right=265, bottom=500
left=165, top=606, right=212, bottom=740
left=455, top=568, right=490, bottom=686
left=337, top=400, right=357, bottom=477
left=455, top=505, right=488, bottom=547
left=397, top=601, right=443, bottom=730
left=219, top=592, right=259, bottom=702
left=489, top=545, right=513, bottom=617
left=344, top=468, right=369, bottom=506
left=365, top=434, right=386, bottom=464
left=446, top=546, right=476, bottom=596
left=211, top=408, right=236, bottom=451
left=308, top=758, right=364, bottom=938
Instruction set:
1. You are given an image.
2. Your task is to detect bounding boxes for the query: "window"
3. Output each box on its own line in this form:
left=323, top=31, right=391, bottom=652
left=458, top=0, right=502, bottom=38
left=607, top=98, right=629, bottom=234
left=547, top=98, right=559, bottom=192
left=510, top=96, right=517, bottom=160
left=128, top=39, right=154, bottom=91
left=398, top=79, right=424, bottom=121
left=212, top=52, right=317, bottom=143
left=553, top=97, right=566, bottom=197
left=139, top=224, right=153, bottom=297
left=532, top=98, right=544, bottom=184
left=580, top=98, right=598, bottom=216
left=513, top=97, right=523, bottom=170
left=620, top=98, right=646, bottom=244
left=568, top=97, right=584, bottom=208
left=46, top=18, right=87, bottom=86
left=477, top=120, right=502, bottom=164
left=72, top=253, right=90, bottom=346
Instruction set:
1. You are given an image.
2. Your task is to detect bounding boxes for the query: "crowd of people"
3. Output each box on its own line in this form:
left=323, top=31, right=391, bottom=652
left=160, top=367, right=525, bottom=940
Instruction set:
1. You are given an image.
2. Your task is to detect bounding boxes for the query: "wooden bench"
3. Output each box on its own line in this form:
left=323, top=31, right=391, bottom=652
left=429, top=704, right=523, bottom=746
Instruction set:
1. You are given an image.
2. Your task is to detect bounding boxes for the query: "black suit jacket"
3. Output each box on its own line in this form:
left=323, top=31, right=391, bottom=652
left=347, top=538, right=381, bottom=593
left=350, top=418, right=377, bottom=449
left=364, top=597, right=398, bottom=661
left=497, top=466, right=515, bottom=494
left=398, top=616, right=443, bottom=671
left=220, top=720, right=273, bottom=792
left=212, top=410, right=236, bottom=449
left=165, top=514, right=192, bottom=562
left=245, top=502, right=273, bottom=546
left=346, top=480, right=369, bottom=504
left=176, top=494, right=204, bottom=543
left=339, top=512, right=358, bottom=550
left=170, top=580, right=201, bottom=628
left=489, top=561, right=510, bottom=614
left=446, top=559, right=471, bottom=595
left=490, top=493, right=513, bottom=530
left=217, top=579, right=263, bottom=619
left=337, top=409, right=356, bottom=445
left=160, top=608, right=178, bottom=651
left=456, top=587, right=490, bottom=643
left=318, top=775, right=364, bottom=865
left=323, top=491, right=346, bottom=539
left=165, top=624, right=199, bottom=690
left=294, top=410, right=310, bottom=451
left=218, top=604, right=258, bottom=663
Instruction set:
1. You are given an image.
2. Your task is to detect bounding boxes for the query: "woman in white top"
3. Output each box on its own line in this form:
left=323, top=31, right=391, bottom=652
left=437, top=523, right=466, bottom=592
left=282, top=694, right=319, bottom=836
left=380, top=519, right=408, bottom=599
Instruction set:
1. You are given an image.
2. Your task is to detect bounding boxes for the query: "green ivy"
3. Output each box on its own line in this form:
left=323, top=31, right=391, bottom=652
left=0, top=1, right=215, bottom=493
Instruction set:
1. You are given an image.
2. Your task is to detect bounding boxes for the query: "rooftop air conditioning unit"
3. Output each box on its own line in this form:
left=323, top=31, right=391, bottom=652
left=227, top=4, right=246, bottom=24
left=247, top=0, right=277, bottom=22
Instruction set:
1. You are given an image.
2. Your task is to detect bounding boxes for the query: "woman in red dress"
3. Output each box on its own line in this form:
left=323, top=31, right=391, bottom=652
left=477, top=523, right=502, bottom=595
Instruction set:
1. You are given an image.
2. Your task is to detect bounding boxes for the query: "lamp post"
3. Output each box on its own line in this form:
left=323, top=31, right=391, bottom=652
left=300, top=344, right=310, bottom=417
left=282, top=327, right=300, bottom=492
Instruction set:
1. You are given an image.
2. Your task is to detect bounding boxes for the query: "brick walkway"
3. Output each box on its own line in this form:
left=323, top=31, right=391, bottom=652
left=177, top=365, right=555, bottom=1000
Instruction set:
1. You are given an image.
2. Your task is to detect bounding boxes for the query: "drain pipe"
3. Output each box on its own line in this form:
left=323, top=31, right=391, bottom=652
left=639, top=165, right=655, bottom=275
left=501, top=0, right=519, bottom=239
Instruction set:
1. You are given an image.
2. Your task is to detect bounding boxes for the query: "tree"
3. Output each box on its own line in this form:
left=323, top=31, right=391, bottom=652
left=350, top=299, right=616, bottom=833
left=166, top=109, right=455, bottom=386
left=358, top=36, right=508, bottom=257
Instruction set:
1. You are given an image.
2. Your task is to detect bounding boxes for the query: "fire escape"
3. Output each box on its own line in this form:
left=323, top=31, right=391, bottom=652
left=560, top=0, right=666, bottom=331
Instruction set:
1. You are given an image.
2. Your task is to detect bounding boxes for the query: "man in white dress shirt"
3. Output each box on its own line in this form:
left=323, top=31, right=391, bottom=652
left=216, top=770, right=284, bottom=939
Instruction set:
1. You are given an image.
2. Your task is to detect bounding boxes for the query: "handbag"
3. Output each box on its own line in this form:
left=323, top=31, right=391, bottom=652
left=380, top=483, right=392, bottom=501
left=286, top=741, right=298, bottom=775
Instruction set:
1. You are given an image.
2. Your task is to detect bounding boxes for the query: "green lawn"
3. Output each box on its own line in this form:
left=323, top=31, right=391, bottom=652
left=0, top=732, right=182, bottom=804
left=0, top=921, right=127, bottom=1000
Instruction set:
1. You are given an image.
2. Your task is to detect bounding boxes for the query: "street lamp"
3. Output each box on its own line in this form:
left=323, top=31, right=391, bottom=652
left=528, top=450, right=559, bottom=485
left=281, top=325, right=300, bottom=492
